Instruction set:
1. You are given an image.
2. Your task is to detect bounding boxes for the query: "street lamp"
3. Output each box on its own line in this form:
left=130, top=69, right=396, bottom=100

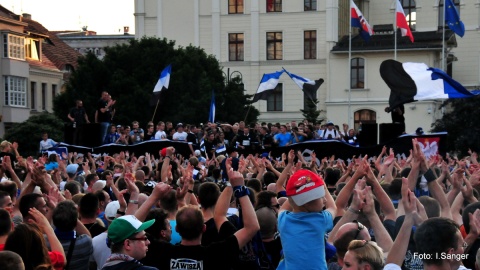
left=223, top=67, right=243, bottom=85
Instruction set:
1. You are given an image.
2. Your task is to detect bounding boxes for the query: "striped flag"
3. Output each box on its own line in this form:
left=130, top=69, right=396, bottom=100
left=153, top=64, right=172, bottom=93
left=252, top=70, right=284, bottom=102
left=396, top=0, right=414, bottom=42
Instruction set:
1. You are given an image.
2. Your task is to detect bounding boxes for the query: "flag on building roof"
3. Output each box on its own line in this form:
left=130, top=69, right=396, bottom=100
left=396, top=0, right=414, bottom=43
left=380, top=59, right=480, bottom=109
left=445, top=0, right=465, bottom=37
left=351, top=0, right=374, bottom=41
left=252, top=70, right=284, bottom=102
left=208, top=89, right=215, bottom=123
left=283, top=68, right=323, bottom=100
left=153, top=64, right=172, bottom=93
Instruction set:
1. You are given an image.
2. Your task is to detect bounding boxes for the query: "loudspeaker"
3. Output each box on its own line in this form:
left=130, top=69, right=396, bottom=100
left=380, top=123, right=404, bottom=144
left=64, top=124, right=74, bottom=144
left=358, top=123, right=378, bottom=147
left=78, top=123, right=102, bottom=147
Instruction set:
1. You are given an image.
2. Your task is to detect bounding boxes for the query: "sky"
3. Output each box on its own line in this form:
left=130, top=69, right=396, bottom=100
left=0, top=0, right=135, bottom=34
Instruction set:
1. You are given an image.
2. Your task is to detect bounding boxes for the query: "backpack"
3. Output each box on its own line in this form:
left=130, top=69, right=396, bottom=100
left=323, top=129, right=337, bottom=139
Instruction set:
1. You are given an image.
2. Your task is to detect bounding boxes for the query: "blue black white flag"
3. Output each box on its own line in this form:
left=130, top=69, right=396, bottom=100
left=380, top=59, right=480, bottom=109
left=252, top=70, right=284, bottom=102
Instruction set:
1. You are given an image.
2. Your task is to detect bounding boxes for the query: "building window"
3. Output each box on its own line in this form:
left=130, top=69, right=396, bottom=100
left=52, top=84, right=57, bottom=101
left=354, top=109, right=376, bottom=130
left=267, top=32, right=283, bottom=60
left=304, top=0, right=317, bottom=11
left=229, top=33, right=244, bottom=61
left=401, top=0, right=416, bottom=31
left=267, top=83, right=283, bottom=111
left=30, top=81, right=36, bottom=109
left=4, top=76, right=27, bottom=107
left=3, top=34, right=25, bottom=60
left=304, top=30, right=317, bottom=59
left=229, top=0, right=244, bottom=14
left=42, top=83, right=47, bottom=111
left=438, top=0, right=460, bottom=28
left=26, top=38, right=40, bottom=60
left=351, top=57, right=365, bottom=89
left=267, top=0, right=282, bottom=12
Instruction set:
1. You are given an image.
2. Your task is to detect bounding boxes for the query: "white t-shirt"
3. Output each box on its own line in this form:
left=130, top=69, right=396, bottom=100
left=173, top=131, right=188, bottom=141
left=155, top=130, right=167, bottom=140
left=90, top=232, right=111, bottom=270
left=322, top=129, right=340, bottom=139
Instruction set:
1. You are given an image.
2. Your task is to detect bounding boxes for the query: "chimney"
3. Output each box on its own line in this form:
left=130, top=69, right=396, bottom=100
left=22, top=13, right=31, bottom=20
left=124, top=26, right=129, bottom=35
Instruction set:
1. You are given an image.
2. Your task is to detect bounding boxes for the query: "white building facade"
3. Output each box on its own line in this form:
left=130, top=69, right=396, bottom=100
left=134, top=0, right=479, bottom=136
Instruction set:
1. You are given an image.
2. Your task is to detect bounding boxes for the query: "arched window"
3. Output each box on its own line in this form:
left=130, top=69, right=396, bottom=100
left=401, top=0, right=416, bottom=31
left=354, top=109, right=376, bottom=130
left=351, top=57, right=365, bottom=89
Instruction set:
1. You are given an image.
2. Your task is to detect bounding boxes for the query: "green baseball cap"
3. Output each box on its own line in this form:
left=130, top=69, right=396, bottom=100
left=107, top=215, right=155, bottom=245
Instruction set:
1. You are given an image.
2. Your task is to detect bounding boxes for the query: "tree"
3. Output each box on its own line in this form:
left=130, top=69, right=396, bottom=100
left=54, top=37, right=258, bottom=127
left=4, top=113, right=64, bottom=157
left=431, top=96, right=480, bottom=156
left=216, top=76, right=259, bottom=124
left=300, top=98, right=324, bottom=124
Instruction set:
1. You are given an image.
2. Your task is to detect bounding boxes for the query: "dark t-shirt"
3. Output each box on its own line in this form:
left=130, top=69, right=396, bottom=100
left=203, top=139, right=217, bottom=159
left=202, top=217, right=237, bottom=246
left=141, top=235, right=240, bottom=270
left=187, top=132, right=199, bottom=150
left=84, top=222, right=106, bottom=238
left=263, top=236, right=282, bottom=268
left=69, top=107, right=87, bottom=124
left=97, top=99, right=111, bottom=122
left=260, top=133, right=273, bottom=148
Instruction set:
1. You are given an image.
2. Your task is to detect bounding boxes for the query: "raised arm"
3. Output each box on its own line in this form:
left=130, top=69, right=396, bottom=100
left=276, top=150, right=295, bottom=194
left=230, top=169, right=260, bottom=249
left=365, top=161, right=396, bottom=221
left=214, top=158, right=234, bottom=231
left=362, top=186, right=393, bottom=253
left=334, top=157, right=367, bottom=217
left=386, top=178, right=416, bottom=267
left=161, top=147, right=175, bottom=183
left=135, top=182, right=172, bottom=221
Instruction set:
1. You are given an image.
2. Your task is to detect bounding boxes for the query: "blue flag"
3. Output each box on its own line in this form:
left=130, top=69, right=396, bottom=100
left=445, top=0, right=465, bottom=37
left=209, top=90, right=215, bottom=123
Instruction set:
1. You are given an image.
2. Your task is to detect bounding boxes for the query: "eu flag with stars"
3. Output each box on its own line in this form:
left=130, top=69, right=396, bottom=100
left=445, top=0, right=465, bottom=37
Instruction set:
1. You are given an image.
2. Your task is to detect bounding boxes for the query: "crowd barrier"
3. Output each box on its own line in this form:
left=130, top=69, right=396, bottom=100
left=57, top=132, right=447, bottom=162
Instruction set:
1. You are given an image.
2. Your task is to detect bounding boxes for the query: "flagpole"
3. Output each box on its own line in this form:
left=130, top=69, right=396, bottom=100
left=442, top=0, right=446, bottom=70
left=394, top=0, right=397, bottom=60
left=243, top=105, right=252, bottom=123
left=348, top=0, right=352, bottom=128
left=151, top=99, right=160, bottom=123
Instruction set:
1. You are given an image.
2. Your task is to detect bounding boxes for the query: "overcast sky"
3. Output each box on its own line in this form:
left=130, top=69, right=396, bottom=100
left=1, top=0, right=135, bottom=34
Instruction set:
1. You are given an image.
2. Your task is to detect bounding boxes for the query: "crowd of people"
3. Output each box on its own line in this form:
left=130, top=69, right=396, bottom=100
left=3, top=120, right=480, bottom=270
left=97, top=119, right=361, bottom=155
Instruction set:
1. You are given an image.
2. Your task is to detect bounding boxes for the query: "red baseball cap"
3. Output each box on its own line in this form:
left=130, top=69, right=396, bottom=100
left=286, top=169, right=325, bottom=206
